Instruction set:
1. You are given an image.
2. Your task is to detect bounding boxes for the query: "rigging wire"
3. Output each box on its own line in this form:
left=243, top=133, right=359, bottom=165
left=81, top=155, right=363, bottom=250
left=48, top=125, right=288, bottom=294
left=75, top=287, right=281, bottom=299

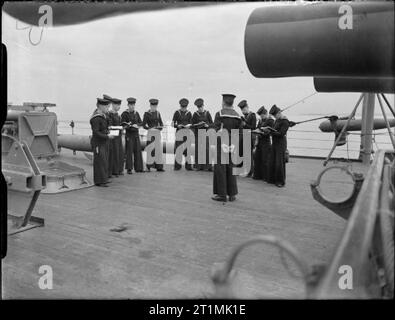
left=281, top=92, right=318, bottom=112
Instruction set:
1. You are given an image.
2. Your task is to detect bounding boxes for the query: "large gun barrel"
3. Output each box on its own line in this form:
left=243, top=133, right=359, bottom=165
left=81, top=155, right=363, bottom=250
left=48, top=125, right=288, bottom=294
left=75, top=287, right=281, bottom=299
left=58, top=134, right=176, bottom=154
left=244, top=2, right=394, bottom=78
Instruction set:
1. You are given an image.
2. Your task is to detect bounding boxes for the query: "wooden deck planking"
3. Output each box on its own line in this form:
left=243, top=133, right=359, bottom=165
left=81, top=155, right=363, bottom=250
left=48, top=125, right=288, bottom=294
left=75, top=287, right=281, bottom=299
left=2, top=149, right=360, bottom=299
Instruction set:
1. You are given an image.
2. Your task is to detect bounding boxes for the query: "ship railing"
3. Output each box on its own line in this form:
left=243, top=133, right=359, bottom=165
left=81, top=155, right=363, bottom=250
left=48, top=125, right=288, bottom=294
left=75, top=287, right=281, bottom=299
left=311, top=149, right=394, bottom=298
left=56, top=122, right=393, bottom=158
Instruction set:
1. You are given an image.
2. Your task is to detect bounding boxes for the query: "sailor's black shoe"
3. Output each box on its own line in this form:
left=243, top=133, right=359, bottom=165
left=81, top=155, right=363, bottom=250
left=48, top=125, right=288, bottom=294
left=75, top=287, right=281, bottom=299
left=127, top=170, right=133, bottom=174
left=228, top=195, right=236, bottom=202
left=211, top=195, right=227, bottom=202
left=95, top=183, right=109, bottom=187
left=157, top=168, right=165, bottom=172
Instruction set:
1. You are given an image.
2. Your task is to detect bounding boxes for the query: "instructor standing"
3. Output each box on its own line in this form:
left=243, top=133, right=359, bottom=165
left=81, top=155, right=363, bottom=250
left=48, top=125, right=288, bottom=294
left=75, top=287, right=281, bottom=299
left=212, top=94, right=242, bottom=202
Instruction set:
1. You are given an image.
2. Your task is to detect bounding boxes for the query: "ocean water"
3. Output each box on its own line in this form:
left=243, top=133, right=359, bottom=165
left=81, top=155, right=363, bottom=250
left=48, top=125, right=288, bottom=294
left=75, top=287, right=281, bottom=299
left=57, top=115, right=393, bottom=160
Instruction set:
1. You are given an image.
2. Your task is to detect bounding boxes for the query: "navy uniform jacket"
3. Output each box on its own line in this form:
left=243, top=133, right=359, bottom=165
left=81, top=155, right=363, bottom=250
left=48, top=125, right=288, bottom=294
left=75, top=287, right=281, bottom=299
left=142, top=110, right=164, bottom=169
left=121, top=110, right=142, bottom=135
left=142, top=110, right=164, bottom=130
left=192, top=110, right=213, bottom=129
left=172, top=109, right=192, bottom=130
left=90, top=112, right=109, bottom=146
left=256, top=118, right=275, bottom=144
left=241, top=112, right=257, bottom=130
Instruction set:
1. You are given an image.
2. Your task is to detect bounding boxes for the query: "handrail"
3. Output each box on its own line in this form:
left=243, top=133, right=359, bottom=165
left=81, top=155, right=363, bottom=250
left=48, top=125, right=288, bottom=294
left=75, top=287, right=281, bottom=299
left=313, top=150, right=393, bottom=298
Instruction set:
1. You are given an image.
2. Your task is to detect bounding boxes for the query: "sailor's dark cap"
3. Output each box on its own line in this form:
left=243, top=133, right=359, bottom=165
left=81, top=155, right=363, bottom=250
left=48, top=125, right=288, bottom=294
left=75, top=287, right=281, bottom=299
left=257, top=106, right=267, bottom=115
left=111, top=98, right=122, bottom=104
left=237, top=100, right=248, bottom=109
left=269, top=104, right=281, bottom=116
left=97, top=98, right=110, bottom=105
left=103, top=94, right=113, bottom=101
left=179, top=98, right=189, bottom=107
left=194, top=98, right=204, bottom=107
left=127, top=97, right=136, bottom=104
left=149, top=98, right=159, bottom=105
left=222, top=94, right=236, bottom=104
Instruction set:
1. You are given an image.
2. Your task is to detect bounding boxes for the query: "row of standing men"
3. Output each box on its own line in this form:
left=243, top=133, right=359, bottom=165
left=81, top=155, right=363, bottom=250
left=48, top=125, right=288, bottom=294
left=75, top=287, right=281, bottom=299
left=89, top=94, right=290, bottom=196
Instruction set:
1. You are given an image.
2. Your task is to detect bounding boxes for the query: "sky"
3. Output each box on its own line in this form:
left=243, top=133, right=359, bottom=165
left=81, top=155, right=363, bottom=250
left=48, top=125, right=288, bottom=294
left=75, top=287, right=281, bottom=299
left=2, top=2, right=393, bottom=123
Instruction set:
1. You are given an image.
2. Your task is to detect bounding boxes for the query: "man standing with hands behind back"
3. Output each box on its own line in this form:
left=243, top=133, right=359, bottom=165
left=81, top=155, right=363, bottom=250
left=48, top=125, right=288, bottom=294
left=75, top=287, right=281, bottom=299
left=212, top=94, right=242, bottom=202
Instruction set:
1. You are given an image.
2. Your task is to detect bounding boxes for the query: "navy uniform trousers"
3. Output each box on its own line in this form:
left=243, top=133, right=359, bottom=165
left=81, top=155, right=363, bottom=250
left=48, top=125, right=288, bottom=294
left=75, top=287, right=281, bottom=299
left=212, top=110, right=242, bottom=197
left=125, top=133, right=143, bottom=172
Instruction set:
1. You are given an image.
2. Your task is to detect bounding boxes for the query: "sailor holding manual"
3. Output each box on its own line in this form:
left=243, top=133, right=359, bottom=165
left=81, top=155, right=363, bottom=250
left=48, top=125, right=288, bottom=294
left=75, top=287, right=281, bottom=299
left=212, top=94, right=243, bottom=202
left=142, top=99, right=165, bottom=172
left=106, top=97, right=124, bottom=177
left=121, top=97, right=144, bottom=174
left=172, top=98, right=193, bottom=171
left=90, top=98, right=114, bottom=187
left=238, top=100, right=257, bottom=177
left=252, top=106, right=274, bottom=181
left=192, top=98, right=213, bottom=171
left=268, top=105, right=290, bottom=187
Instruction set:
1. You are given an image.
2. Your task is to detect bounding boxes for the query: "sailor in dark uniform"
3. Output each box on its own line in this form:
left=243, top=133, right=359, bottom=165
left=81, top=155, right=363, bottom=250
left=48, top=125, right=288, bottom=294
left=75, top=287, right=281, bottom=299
left=192, top=98, right=213, bottom=171
left=212, top=94, right=242, bottom=202
left=102, top=94, right=115, bottom=178
left=90, top=98, right=113, bottom=187
left=121, top=97, right=144, bottom=174
left=268, top=105, right=290, bottom=187
left=142, top=99, right=165, bottom=172
left=107, top=97, right=124, bottom=177
left=238, top=100, right=257, bottom=177
left=172, top=98, right=193, bottom=171
left=252, top=106, right=274, bottom=181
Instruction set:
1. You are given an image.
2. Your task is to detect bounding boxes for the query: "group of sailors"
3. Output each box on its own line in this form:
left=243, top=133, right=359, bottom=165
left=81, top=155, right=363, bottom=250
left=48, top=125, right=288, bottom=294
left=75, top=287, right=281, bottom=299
left=89, top=94, right=290, bottom=202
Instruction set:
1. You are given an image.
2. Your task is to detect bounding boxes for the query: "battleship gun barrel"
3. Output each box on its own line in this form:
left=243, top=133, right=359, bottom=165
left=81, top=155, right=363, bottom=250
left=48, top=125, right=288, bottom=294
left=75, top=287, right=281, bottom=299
left=6, top=110, right=25, bottom=121
left=244, top=2, right=394, bottom=78
left=57, top=134, right=93, bottom=152
left=58, top=134, right=176, bottom=154
left=319, top=118, right=395, bottom=132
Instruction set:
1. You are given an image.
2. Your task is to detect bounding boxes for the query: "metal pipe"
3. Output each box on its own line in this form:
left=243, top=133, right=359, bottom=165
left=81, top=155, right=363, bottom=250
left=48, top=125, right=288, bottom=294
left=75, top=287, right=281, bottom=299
left=381, top=94, right=395, bottom=118
left=377, top=94, right=395, bottom=150
left=323, top=93, right=364, bottom=166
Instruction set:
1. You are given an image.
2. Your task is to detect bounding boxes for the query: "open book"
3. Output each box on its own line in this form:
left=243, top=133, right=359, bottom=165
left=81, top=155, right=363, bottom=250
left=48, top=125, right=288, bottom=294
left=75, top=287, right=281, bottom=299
left=252, top=127, right=278, bottom=134
left=109, top=129, right=120, bottom=136
left=108, top=126, right=123, bottom=130
left=192, top=121, right=208, bottom=128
